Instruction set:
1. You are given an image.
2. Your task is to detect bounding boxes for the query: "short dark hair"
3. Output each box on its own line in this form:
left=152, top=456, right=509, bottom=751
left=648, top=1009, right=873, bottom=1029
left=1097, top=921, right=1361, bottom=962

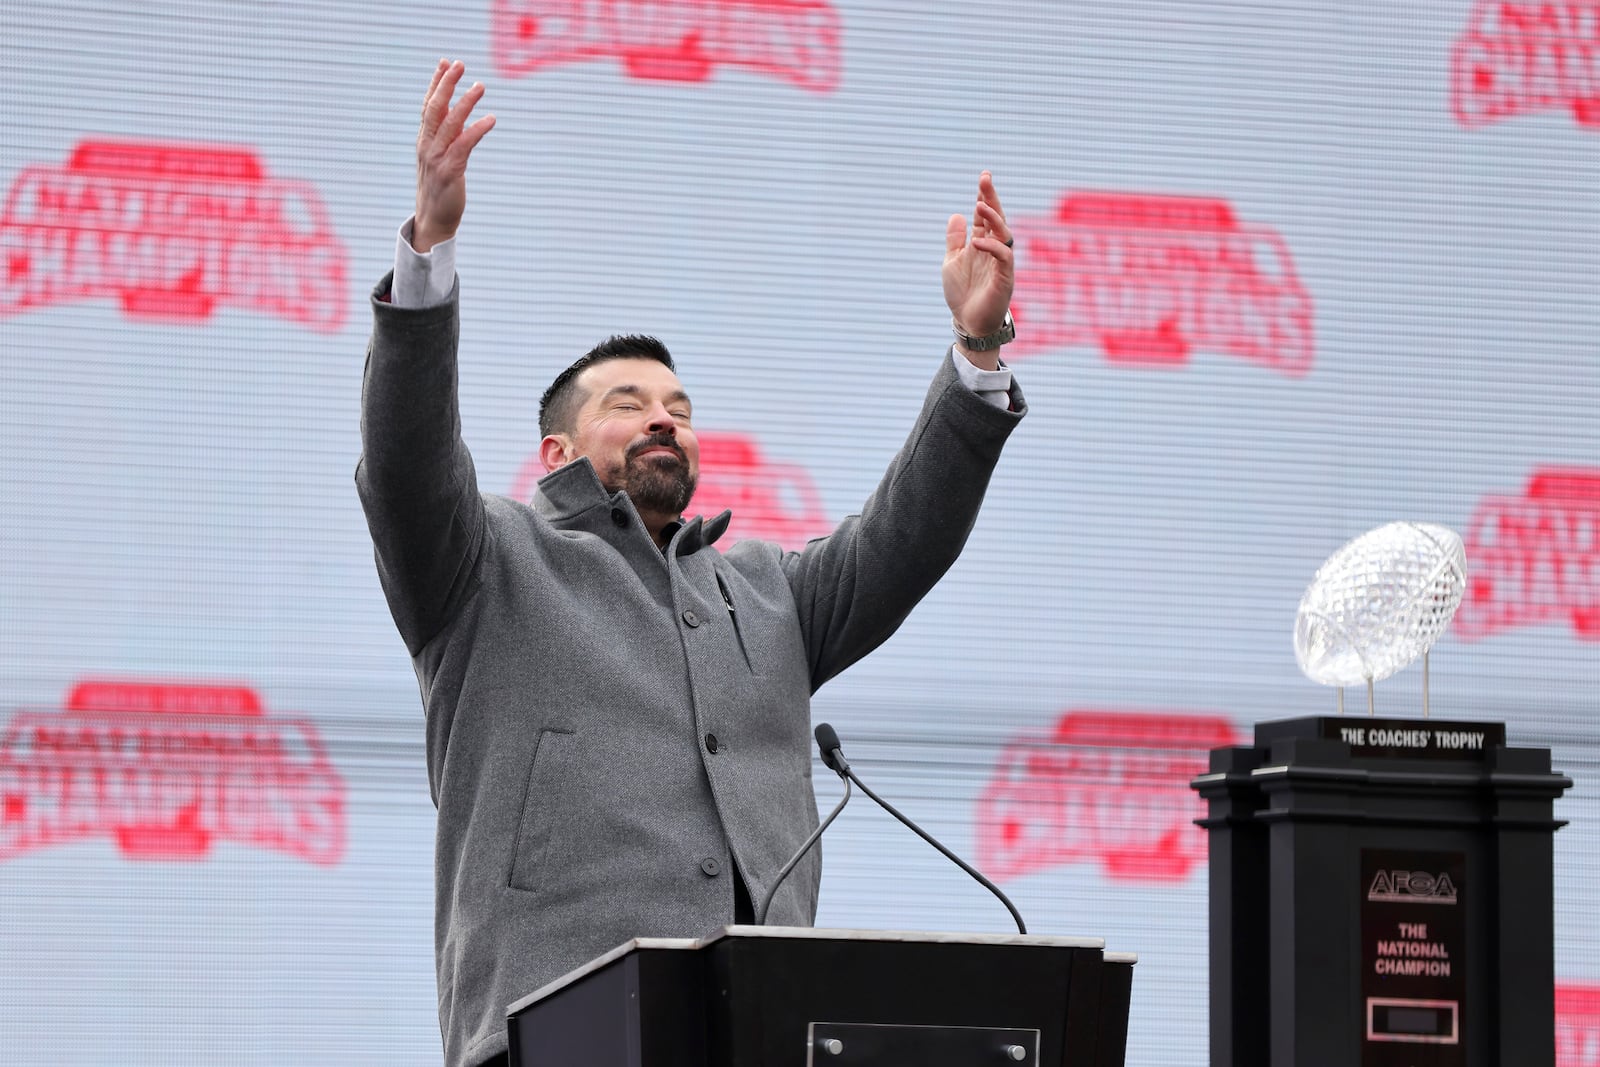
left=538, top=335, right=675, bottom=438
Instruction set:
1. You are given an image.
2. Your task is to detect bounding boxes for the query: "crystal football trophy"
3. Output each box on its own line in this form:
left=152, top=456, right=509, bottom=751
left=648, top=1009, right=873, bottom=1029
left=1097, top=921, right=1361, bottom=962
left=1293, top=521, right=1467, bottom=716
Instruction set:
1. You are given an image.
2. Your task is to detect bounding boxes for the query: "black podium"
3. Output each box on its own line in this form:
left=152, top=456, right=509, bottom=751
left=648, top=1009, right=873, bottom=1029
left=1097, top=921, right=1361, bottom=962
left=1193, top=716, right=1571, bottom=1067
left=506, top=927, right=1136, bottom=1066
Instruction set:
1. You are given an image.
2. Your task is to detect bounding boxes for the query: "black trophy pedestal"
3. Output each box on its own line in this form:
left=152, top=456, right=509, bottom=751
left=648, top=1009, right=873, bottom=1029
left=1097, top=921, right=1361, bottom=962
left=1193, top=716, right=1570, bottom=1067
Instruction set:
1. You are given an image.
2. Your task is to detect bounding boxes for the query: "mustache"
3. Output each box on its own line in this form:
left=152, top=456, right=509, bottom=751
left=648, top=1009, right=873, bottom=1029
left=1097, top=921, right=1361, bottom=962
left=626, top=432, right=686, bottom=464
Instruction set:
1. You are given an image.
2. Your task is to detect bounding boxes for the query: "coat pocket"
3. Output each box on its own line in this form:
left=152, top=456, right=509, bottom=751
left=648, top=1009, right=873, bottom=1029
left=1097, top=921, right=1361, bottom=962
left=715, top=572, right=756, bottom=674
left=507, top=727, right=577, bottom=892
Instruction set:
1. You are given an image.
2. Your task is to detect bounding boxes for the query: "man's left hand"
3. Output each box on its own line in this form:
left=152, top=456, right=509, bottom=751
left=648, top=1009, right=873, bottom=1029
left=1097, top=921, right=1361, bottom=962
left=942, top=171, right=1015, bottom=368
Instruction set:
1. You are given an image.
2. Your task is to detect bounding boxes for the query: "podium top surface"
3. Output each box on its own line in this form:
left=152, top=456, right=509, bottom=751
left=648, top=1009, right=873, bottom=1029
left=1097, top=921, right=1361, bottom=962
left=708, top=925, right=1105, bottom=949
left=507, top=927, right=1113, bottom=1016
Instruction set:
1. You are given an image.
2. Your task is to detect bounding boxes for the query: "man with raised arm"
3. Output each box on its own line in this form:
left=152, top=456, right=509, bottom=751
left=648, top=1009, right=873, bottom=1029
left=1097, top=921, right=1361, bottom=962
left=358, top=59, right=1026, bottom=1067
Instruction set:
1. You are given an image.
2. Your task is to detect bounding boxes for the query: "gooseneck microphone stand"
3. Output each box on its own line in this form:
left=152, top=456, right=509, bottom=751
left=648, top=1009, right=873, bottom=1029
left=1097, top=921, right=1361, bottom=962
left=814, top=722, right=1027, bottom=935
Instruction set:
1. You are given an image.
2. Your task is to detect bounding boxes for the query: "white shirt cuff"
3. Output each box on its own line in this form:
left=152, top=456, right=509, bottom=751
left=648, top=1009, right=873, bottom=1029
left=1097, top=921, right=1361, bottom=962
left=951, top=347, right=1015, bottom=410
left=392, top=216, right=456, bottom=309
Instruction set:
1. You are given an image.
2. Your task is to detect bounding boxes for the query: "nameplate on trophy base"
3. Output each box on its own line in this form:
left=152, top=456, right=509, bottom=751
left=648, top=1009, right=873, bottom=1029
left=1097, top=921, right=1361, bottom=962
left=1361, top=848, right=1467, bottom=1066
left=1259, top=716, right=1506, bottom=762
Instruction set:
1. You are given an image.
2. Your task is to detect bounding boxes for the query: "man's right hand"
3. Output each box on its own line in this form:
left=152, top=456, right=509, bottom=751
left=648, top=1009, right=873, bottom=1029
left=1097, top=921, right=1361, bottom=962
left=413, top=59, right=496, bottom=253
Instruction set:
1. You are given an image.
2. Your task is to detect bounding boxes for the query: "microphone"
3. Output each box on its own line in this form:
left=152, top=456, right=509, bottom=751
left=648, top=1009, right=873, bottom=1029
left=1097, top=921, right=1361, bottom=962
left=755, top=726, right=854, bottom=926
left=814, top=721, right=849, bottom=775
left=821, top=723, right=1028, bottom=935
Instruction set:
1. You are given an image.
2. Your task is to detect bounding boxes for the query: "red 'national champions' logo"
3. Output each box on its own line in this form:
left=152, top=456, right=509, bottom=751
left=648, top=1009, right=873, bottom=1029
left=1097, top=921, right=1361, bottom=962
left=0, top=680, right=346, bottom=865
left=975, top=710, right=1241, bottom=883
left=1010, top=192, right=1313, bottom=375
left=511, top=429, right=833, bottom=550
left=1559, top=984, right=1600, bottom=1067
left=0, top=139, right=347, bottom=331
left=1455, top=467, right=1600, bottom=641
left=1453, top=2, right=1600, bottom=129
left=491, top=0, right=842, bottom=92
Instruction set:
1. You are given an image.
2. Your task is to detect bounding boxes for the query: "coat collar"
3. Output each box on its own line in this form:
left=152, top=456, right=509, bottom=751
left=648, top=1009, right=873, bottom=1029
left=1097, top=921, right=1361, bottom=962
left=531, top=458, right=731, bottom=552
left=670, top=510, right=733, bottom=554
left=531, top=457, right=612, bottom=522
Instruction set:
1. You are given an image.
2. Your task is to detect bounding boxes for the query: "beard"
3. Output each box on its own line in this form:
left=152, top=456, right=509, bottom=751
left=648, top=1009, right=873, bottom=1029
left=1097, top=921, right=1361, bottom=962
left=602, top=432, right=697, bottom=516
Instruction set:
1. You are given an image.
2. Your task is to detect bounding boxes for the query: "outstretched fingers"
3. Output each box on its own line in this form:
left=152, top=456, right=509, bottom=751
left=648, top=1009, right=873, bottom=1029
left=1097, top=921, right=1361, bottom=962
left=456, top=113, right=497, bottom=159
left=412, top=60, right=495, bottom=249
left=417, top=60, right=494, bottom=174
left=971, top=201, right=1014, bottom=257
left=422, top=58, right=448, bottom=118
left=421, top=60, right=465, bottom=143
left=977, top=170, right=1006, bottom=217
left=437, top=79, right=486, bottom=147
left=945, top=213, right=968, bottom=254
left=967, top=171, right=1014, bottom=265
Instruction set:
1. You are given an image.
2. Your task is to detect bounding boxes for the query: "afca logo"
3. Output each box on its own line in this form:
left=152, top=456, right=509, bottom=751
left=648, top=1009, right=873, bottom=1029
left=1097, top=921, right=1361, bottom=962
left=1368, top=869, right=1459, bottom=904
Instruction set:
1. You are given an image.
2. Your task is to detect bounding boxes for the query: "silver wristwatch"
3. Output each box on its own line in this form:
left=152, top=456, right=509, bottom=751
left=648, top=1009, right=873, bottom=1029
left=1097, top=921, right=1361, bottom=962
left=953, top=310, right=1016, bottom=351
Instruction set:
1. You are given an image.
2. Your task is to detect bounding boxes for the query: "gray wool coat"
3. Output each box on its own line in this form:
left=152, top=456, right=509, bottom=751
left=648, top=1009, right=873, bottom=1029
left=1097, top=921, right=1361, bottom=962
left=356, top=275, right=1025, bottom=1067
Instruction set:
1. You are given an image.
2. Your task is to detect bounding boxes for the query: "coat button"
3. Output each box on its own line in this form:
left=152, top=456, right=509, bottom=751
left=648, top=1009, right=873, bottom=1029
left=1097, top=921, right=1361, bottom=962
left=682, top=609, right=700, bottom=627
left=700, top=857, right=721, bottom=877
left=705, top=733, right=719, bottom=754
left=611, top=507, right=628, bottom=528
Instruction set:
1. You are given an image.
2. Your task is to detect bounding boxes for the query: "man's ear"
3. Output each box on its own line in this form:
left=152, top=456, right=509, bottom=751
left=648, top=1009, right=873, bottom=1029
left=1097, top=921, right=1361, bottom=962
left=538, top=434, right=574, bottom=473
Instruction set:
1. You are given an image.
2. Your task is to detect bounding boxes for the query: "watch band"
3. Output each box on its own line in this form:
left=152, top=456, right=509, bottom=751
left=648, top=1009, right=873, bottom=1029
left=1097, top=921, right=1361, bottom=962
left=953, top=310, right=1016, bottom=351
